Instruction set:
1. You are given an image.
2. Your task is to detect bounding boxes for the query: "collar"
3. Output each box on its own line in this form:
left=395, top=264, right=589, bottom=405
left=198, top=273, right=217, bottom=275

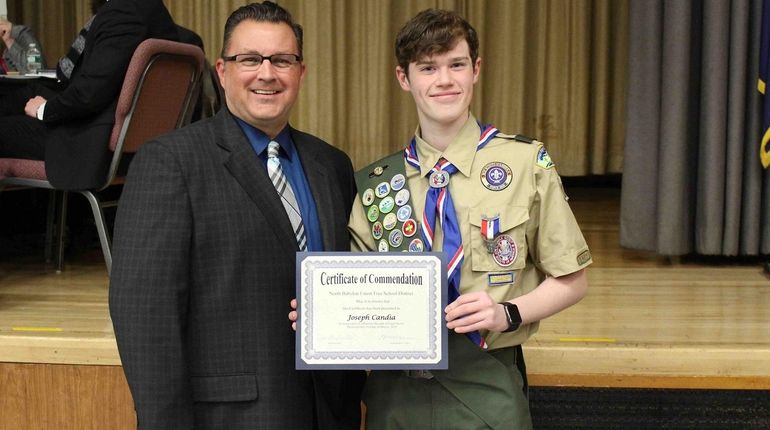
left=234, top=118, right=296, bottom=160
left=413, top=114, right=481, bottom=178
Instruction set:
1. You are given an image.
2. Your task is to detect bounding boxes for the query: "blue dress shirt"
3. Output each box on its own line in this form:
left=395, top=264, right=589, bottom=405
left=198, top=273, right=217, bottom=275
left=235, top=118, right=324, bottom=252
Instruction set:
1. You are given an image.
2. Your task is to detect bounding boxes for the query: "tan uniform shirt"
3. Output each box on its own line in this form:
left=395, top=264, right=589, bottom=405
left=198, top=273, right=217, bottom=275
left=349, top=114, right=592, bottom=350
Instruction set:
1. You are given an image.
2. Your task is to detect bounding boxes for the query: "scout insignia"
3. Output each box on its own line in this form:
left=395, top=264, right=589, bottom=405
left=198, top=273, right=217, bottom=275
left=361, top=188, right=375, bottom=206
left=388, top=230, right=403, bottom=247
left=375, top=181, right=390, bottom=198
left=480, top=215, right=501, bottom=252
left=371, top=221, right=383, bottom=240
left=488, top=272, right=515, bottom=286
left=409, top=238, right=424, bottom=252
left=480, top=162, right=512, bottom=191
left=378, top=239, right=389, bottom=252
left=367, top=205, right=380, bottom=222
left=394, top=189, right=410, bottom=206
left=429, top=170, right=450, bottom=188
left=397, top=205, right=412, bottom=222
left=402, top=219, right=417, bottom=237
left=379, top=196, right=395, bottom=214
left=391, top=174, right=406, bottom=191
left=536, top=146, right=555, bottom=169
left=382, top=213, right=397, bottom=230
left=492, top=234, right=518, bottom=267
left=373, top=166, right=385, bottom=176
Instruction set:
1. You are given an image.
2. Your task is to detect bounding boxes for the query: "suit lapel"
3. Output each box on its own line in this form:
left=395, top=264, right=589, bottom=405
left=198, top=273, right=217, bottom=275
left=214, top=111, right=298, bottom=251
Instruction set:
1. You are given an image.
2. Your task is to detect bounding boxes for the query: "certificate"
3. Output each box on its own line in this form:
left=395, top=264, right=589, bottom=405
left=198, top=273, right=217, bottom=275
left=295, top=252, right=448, bottom=370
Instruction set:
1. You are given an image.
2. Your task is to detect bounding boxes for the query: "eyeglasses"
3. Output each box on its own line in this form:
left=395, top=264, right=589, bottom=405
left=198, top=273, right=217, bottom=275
left=222, top=53, right=302, bottom=70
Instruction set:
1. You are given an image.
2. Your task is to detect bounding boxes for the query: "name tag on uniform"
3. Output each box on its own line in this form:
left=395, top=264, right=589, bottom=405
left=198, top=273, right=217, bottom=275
left=488, top=272, right=516, bottom=286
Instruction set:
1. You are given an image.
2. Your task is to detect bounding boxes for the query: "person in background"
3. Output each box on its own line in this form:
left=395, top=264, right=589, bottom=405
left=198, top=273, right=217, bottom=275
left=346, top=9, right=592, bottom=429
left=0, top=16, right=46, bottom=73
left=0, top=0, right=181, bottom=191
left=109, top=2, right=365, bottom=429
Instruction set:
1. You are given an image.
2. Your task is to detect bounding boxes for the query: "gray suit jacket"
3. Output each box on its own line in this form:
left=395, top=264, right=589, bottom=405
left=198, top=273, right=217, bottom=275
left=109, top=109, right=364, bottom=429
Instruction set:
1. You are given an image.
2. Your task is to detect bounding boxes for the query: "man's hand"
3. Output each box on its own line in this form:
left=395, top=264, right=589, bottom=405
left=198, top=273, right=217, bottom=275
left=288, top=298, right=298, bottom=331
left=445, top=291, right=508, bottom=333
left=25, top=96, right=46, bottom=119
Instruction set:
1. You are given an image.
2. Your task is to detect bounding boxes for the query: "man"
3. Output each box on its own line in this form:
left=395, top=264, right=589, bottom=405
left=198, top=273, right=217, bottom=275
left=0, top=0, right=180, bottom=190
left=348, top=9, right=591, bottom=429
left=109, top=2, right=364, bottom=429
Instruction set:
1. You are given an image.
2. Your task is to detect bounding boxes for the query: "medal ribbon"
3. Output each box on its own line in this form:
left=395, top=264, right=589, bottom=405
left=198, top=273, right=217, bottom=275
left=480, top=217, right=500, bottom=241
left=404, top=124, right=498, bottom=349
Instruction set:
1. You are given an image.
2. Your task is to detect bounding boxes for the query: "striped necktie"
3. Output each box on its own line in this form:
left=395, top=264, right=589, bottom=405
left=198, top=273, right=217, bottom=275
left=267, top=141, right=307, bottom=251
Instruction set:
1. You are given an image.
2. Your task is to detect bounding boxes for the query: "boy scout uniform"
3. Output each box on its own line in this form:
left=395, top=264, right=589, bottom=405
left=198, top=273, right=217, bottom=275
left=349, top=115, right=592, bottom=430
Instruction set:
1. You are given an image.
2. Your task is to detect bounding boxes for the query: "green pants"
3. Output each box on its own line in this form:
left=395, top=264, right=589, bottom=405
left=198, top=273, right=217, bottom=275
left=364, top=334, right=532, bottom=430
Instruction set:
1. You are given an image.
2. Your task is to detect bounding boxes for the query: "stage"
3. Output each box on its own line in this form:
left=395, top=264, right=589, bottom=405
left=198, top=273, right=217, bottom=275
left=1, top=186, right=769, bottom=428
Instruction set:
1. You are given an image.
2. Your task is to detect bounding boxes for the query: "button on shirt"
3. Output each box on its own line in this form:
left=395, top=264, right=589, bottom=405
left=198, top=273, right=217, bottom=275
left=235, top=118, right=323, bottom=252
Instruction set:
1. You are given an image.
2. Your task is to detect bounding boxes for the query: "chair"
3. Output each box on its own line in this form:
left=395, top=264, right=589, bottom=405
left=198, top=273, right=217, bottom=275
left=0, top=38, right=205, bottom=275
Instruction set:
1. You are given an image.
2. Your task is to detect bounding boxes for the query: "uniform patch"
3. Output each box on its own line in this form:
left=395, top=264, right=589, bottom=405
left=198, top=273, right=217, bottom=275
left=536, top=146, right=555, bottom=169
left=373, top=166, right=384, bottom=176
left=388, top=230, right=403, bottom=247
left=488, top=272, right=516, bottom=286
left=402, top=219, right=417, bottom=237
left=397, top=205, right=412, bottom=222
left=382, top=213, right=397, bottom=230
left=492, top=234, right=518, bottom=267
left=371, top=221, right=383, bottom=240
left=378, top=239, right=389, bottom=252
left=577, top=250, right=591, bottom=265
left=391, top=174, right=406, bottom=191
left=409, top=238, right=424, bottom=252
left=379, top=196, right=395, bottom=214
left=375, top=181, right=390, bottom=198
left=361, top=188, right=375, bottom=206
left=367, top=205, right=380, bottom=222
left=394, top=189, right=410, bottom=206
left=480, top=162, right=512, bottom=191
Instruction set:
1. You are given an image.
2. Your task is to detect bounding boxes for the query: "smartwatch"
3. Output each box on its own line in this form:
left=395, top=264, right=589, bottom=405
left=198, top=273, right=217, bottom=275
left=500, top=302, right=522, bottom=333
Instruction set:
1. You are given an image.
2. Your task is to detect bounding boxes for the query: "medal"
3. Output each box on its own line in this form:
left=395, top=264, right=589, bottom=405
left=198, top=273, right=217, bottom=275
left=428, top=170, right=450, bottom=188
left=480, top=215, right=500, bottom=253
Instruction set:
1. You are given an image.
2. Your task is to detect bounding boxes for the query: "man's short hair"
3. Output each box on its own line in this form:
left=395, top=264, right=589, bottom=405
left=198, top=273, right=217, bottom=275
left=395, top=9, right=479, bottom=76
left=220, top=1, right=303, bottom=58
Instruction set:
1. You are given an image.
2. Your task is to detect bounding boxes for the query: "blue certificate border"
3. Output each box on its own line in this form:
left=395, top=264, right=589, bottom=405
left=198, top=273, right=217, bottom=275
left=295, top=252, right=448, bottom=370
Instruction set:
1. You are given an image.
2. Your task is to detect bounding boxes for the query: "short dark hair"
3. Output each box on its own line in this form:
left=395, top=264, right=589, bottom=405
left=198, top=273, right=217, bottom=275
left=395, top=9, right=479, bottom=76
left=220, top=1, right=303, bottom=58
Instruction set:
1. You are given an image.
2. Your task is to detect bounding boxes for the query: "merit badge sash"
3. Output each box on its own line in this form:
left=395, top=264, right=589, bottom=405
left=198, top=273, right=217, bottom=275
left=354, top=151, right=422, bottom=252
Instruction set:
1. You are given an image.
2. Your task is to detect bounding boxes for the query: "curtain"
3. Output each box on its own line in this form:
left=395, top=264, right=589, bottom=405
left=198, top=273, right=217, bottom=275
left=620, top=0, right=770, bottom=256
left=6, top=0, right=628, bottom=175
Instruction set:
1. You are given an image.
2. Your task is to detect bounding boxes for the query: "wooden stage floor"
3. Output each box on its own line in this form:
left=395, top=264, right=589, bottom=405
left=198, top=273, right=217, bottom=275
left=1, top=187, right=769, bottom=391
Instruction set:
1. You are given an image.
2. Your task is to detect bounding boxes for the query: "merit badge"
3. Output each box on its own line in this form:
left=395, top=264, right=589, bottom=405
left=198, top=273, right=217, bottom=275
left=394, top=189, right=410, bottom=206
left=409, top=238, right=424, bottom=252
left=361, top=188, right=375, bottom=206
left=378, top=239, right=389, bottom=252
left=391, top=174, right=406, bottom=191
left=371, top=221, right=384, bottom=240
left=429, top=170, right=450, bottom=188
left=388, top=229, right=403, bottom=247
left=480, top=162, right=512, bottom=191
left=491, top=234, right=518, bottom=267
left=375, top=181, right=391, bottom=198
left=373, top=166, right=385, bottom=176
left=397, top=205, right=412, bottom=222
left=402, top=219, right=417, bottom=237
left=536, top=146, right=555, bottom=169
left=379, top=196, right=395, bottom=214
left=382, top=213, right=398, bottom=230
left=367, top=205, right=380, bottom=222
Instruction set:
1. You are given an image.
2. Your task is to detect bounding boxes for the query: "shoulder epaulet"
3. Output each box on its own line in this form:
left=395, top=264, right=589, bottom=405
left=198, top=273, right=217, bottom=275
left=496, top=132, right=539, bottom=144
